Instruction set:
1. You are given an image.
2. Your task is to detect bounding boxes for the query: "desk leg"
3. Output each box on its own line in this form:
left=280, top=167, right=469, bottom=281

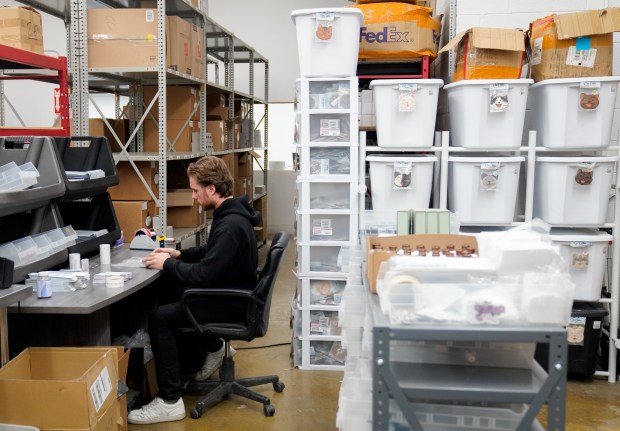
left=0, top=307, right=8, bottom=366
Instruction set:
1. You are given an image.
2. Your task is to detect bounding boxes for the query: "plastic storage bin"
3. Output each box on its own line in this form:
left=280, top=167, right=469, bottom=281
left=296, top=276, right=346, bottom=307
left=295, top=77, right=357, bottom=112
left=296, top=243, right=348, bottom=277
left=534, top=156, right=616, bottom=226
left=448, top=156, right=524, bottom=225
left=293, top=337, right=346, bottom=370
left=296, top=179, right=358, bottom=211
left=296, top=145, right=358, bottom=179
left=547, top=228, right=612, bottom=301
left=296, top=112, right=358, bottom=144
left=443, top=79, right=533, bottom=148
left=0, top=136, right=65, bottom=217
left=370, top=79, right=443, bottom=148
left=291, top=8, right=363, bottom=78
left=528, top=76, right=620, bottom=148
left=366, top=154, right=437, bottom=213
left=297, top=211, right=358, bottom=245
left=52, top=136, right=119, bottom=200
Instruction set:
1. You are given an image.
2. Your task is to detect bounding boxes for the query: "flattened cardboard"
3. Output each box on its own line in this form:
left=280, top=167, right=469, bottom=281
left=366, top=234, right=478, bottom=293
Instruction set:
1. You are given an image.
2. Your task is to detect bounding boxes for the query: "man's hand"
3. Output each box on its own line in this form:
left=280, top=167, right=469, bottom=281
left=153, top=247, right=181, bottom=259
left=143, top=250, right=173, bottom=270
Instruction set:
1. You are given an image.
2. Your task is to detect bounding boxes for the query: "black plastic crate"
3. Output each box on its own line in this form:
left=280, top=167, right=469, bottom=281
left=53, top=136, right=119, bottom=201
left=57, top=192, right=121, bottom=256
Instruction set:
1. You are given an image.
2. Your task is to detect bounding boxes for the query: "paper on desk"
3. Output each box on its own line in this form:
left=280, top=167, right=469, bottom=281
left=113, top=257, right=146, bottom=268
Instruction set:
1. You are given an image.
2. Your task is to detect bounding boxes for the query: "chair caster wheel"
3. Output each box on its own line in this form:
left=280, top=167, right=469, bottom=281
left=190, top=407, right=202, bottom=419
left=273, top=381, right=285, bottom=392
left=263, top=404, right=275, bottom=417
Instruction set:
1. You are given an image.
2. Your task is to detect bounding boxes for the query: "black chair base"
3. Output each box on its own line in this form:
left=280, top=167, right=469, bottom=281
left=184, top=348, right=285, bottom=418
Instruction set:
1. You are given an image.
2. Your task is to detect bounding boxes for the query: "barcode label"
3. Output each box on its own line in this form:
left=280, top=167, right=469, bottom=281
left=146, top=10, right=155, bottom=22
left=90, top=366, right=113, bottom=412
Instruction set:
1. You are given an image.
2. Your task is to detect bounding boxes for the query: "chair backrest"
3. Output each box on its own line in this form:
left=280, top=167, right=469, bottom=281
left=253, top=231, right=289, bottom=337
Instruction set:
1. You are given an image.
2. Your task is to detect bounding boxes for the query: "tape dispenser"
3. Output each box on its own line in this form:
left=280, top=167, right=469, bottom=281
left=129, top=228, right=158, bottom=250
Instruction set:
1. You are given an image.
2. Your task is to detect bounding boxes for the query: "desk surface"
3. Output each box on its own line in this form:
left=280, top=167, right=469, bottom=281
left=0, top=284, right=32, bottom=308
left=9, top=245, right=160, bottom=315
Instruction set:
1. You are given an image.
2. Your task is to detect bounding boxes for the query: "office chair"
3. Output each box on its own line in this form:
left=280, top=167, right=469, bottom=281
left=180, top=232, right=289, bottom=418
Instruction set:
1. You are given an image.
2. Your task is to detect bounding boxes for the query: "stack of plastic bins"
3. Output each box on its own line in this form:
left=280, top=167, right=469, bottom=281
left=442, top=79, right=533, bottom=226
left=293, top=77, right=360, bottom=371
left=48, top=136, right=121, bottom=256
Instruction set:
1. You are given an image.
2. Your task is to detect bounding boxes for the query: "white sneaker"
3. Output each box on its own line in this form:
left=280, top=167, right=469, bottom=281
left=193, top=345, right=236, bottom=381
left=127, top=397, right=185, bottom=424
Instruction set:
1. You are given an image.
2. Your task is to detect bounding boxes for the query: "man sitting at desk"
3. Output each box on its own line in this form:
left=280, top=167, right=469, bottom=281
left=128, top=155, right=260, bottom=424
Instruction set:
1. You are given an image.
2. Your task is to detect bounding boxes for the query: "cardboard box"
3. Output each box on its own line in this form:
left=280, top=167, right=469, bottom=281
left=0, top=6, right=44, bottom=54
left=234, top=175, right=253, bottom=201
left=438, top=27, right=525, bottom=81
left=0, top=347, right=128, bottom=431
left=109, top=161, right=159, bottom=201
left=207, top=120, right=226, bottom=151
left=88, top=8, right=158, bottom=68
left=87, top=9, right=193, bottom=71
left=191, top=24, right=205, bottom=80
left=112, top=200, right=158, bottom=242
left=206, top=93, right=226, bottom=109
left=365, top=234, right=478, bottom=293
left=167, top=203, right=203, bottom=227
left=166, top=189, right=194, bottom=207
left=72, top=118, right=129, bottom=152
left=237, top=151, right=259, bottom=177
left=166, top=15, right=192, bottom=75
left=143, top=118, right=200, bottom=152
left=143, top=85, right=199, bottom=121
left=529, top=8, right=620, bottom=81
left=352, top=3, right=442, bottom=60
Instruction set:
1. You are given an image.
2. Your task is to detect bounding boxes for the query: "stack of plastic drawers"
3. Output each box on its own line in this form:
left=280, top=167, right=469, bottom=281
left=292, top=76, right=360, bottom=371
left=291, top=7, right=363, bottom=371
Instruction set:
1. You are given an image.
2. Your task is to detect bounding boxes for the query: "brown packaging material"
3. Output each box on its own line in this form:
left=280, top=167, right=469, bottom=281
left=70, top=118, right=129, bottom=152
left=142, top=118, right=200, bottom=152
left=207, top=120, right=226, bottom=151
left=143, top=85, right=199, bottom=121
left=365, top=234, right=478, bottom=293
left=351, top=3, right=442, bottom=61
left=167, top=202, right=203, bottom=227
left=108, top=161, right=159, bottom=201
left=191, top=23, right=205, bottom=80
left=0, top=6, right=44, bottom=54
left=166, top=189, right=194, bottom=207
left=0, top=347, right=128, bottom=431
left=438, top=27, right=525, bottom=81
left=112, top=200, right=158, bottom=242
left=529, top=8, right=620, bottom=81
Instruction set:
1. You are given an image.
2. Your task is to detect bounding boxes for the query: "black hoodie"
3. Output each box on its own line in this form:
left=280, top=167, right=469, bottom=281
left=162, top=196, right=260, bottom=291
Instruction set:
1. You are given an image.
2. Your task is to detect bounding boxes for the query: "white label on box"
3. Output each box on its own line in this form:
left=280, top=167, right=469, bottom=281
left=570, top=250, right=589, bottom=270
left=145, top=9, right=155, bottom=22
left=566, top=46, right=597, bottom=68
left=313, top=218, right=333, bottom=236
left=310, top=158, right=330, bottom=175
left=480, top=163, right=500, bottom=191
left=90, top=366, right=113, bottom=412
left=531, top=37, right=543, bottom=65
left=315, top=13, right=334, bottom=42
left=393, top=161, right=412, bottom=189
left=398, top=84, right=417, bottom=112
left=319, top=119, right=340, bottom=137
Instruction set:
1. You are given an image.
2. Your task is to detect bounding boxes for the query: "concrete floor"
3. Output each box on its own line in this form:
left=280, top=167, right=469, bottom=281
left=128, top=237, right=620, bottom=431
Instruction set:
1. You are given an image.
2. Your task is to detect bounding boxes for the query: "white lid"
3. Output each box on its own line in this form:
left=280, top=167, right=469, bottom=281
left=531, top=76, right=620, bottom=88
left=548, top=228, right=613, bottom=243
left=448, top=156, right=525, bottom=163
left=536, top=156, right=618, bottom=163
left=444, top=79, right=533, bottom=90
left=366, top=155, right=438, bottom=163
left=369, top=79, right=444, bottom=88
left=291, top=8, right=363, bottom=21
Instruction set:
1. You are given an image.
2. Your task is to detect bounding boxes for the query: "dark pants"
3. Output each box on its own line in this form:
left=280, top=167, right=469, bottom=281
left=148, top=274, right=244, bottom=401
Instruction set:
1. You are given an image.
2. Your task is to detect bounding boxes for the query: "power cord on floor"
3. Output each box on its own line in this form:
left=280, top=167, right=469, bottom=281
left=234, top=341, right=291, bottom=350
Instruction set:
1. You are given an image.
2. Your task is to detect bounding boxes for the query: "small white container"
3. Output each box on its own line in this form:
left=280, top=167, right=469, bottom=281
left=366, top=154, right=437, bottom=213
left=291, top=8, right=363, bottom=78
left=443, top=79, right=533, bottom=148
left=370, top=79, right=443, bottom=148
left=448, top=156, right=524, bottom=225
left=529, top=76, right=620, bottom=148
left=547, top=228, right=612, bottom=301
left=534, top=156, right=616, bottom=226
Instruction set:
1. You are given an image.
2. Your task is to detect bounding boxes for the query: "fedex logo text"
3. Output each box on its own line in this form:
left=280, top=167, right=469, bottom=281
left=360, top=26, right=410, bottom=43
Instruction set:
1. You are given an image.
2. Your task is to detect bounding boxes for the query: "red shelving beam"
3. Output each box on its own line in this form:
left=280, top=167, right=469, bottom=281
left=0, top=44, right=69, bottom=137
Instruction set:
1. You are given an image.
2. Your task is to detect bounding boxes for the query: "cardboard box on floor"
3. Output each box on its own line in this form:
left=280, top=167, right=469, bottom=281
left=0, top=346, right=129, bottom=431
left=0, top=6, right=44, bottom=54
left=529, top=8, right=620, bottom=81
left=112, top=200, right=158, bottom=242
left=365, top=234, right=478, bottom=293
left=438, top=27, right=525, bottom=81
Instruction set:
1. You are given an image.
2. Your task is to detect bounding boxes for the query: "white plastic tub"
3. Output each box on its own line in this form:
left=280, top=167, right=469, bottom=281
left=529, top=76, right=620, bottom=148
left=443, top=79, right=533, bottom=148
left=370, top=79, right=443, bottom=148
left=291, top=8, right=363, bottom=78
left=366, top=154, right=437, bottom=213
left=548, top=228, right=612, bottom=301
left=534, top=156, right=616, bottom=226
left=448, top=156, right=524, bottom=224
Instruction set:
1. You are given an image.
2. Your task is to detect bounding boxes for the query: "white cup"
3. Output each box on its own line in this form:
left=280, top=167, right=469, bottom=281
left=99, top=244, right=111, bottom=265
left=69, top=253, right=81, bottom=270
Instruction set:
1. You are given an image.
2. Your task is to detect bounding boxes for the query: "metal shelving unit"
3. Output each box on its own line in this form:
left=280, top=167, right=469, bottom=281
left=15, top=0, right=269, bottom=246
